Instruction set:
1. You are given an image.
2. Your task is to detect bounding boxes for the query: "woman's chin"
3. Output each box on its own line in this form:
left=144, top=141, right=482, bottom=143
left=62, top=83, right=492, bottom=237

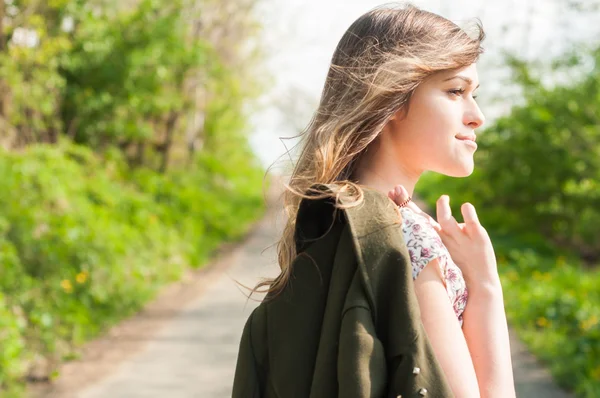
left=444, top=162, right=475, bottom=177
left=429, top=157, right=475, bottom=178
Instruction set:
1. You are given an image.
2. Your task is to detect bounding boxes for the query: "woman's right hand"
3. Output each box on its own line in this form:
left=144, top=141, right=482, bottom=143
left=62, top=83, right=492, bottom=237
left=389, top=184, right=500, bottom=289
left=435, top=194, right=500, bottom=289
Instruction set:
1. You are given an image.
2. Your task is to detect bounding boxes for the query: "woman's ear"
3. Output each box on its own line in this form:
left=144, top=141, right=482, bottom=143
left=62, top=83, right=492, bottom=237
left=388, top=106, right=405, bottom=122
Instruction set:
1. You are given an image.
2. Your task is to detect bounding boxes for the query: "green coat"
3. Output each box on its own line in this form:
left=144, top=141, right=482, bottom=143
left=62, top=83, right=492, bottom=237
left=232, top=185, right=454, bottom=397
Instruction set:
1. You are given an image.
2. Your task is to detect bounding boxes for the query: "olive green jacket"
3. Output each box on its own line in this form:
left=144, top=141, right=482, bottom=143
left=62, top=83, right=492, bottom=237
left=232, top=185, right=453, bottom=397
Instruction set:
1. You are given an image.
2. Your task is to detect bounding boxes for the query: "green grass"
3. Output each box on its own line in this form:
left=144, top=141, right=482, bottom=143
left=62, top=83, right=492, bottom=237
left=0, top=141, right=266, bottom=392
left=417, top=172, right=600, bottom=397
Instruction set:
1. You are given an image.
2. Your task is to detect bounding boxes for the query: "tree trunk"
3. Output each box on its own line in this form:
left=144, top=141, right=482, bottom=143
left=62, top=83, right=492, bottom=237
left=0, top=0, right=6, bottom=122
left=159, top=111, right=179, bottom=173
left=0, top=0, right=5, bottom=52
left=135, top=140, right=145, bottom=167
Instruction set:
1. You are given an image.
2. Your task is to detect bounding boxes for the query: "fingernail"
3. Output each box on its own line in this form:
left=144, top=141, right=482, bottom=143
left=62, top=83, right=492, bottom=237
left=395, top=186, right=402, bottom=196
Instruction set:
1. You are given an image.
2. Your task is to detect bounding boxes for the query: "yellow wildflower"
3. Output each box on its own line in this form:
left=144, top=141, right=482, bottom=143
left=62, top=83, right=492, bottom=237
left=60, top=279, right=73, bottom=293
left=507, top=270, right=519, bottom=282
left=580, top=315, right=599, bottom=332
left=541, top=272, right=552, bottom=282
left=536, top=317, right=549, bottom=328
left=76, top=271, right=88, bottom=284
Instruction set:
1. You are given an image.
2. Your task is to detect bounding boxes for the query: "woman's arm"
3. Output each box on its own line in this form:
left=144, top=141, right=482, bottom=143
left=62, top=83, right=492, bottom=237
left=414, top=259, right=480, bottom=397
left=432, top=195, right=516, bottom=398
left=390, top=186, right=516, bottom=396
left=461, top=280, right=516, bottom=397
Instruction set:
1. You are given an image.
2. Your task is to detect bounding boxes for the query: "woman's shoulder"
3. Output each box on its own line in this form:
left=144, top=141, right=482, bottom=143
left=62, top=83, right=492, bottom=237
left=399, top=207, right=448, bottom=278
left=399, top=207, right=443, bottom=244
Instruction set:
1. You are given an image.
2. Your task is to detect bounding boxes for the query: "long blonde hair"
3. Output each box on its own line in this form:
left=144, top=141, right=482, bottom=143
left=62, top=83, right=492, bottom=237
left=258, top=4, right=484, bottom=298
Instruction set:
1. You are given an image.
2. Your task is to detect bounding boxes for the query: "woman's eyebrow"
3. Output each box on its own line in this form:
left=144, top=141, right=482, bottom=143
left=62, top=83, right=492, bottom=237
left=443, top=75, right=480, bottom=89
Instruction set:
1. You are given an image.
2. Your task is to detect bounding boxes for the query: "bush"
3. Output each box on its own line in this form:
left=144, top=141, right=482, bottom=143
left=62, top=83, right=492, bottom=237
left=419, top=175, right=600, bottom=396
left=0, top=0, right=264, bottom=172
left=0, top=0, right=267, bottom=394
left=499, top=247, right=600, bottom=396
left=0, top=141, right=265, bottom=391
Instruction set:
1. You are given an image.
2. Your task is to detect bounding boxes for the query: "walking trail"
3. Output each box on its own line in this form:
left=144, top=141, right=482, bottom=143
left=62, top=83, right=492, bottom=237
left=32, top=187, right=572, bottom=398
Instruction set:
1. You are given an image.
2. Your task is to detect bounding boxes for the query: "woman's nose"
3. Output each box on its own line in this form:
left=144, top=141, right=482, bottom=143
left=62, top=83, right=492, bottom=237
left=464, top=102, right=485, bottom=129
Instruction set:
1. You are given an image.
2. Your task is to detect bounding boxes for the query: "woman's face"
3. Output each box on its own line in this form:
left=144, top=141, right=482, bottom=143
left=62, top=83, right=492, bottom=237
left=383, top=63, right=485, bottom=178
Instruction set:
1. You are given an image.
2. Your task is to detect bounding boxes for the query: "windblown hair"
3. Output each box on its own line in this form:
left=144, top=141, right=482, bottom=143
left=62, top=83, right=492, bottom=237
left=256, top=3, right=485, bottom=298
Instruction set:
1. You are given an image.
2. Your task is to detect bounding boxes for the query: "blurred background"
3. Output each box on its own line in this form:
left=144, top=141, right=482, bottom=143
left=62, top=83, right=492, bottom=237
left=0, top=0, right=599, bottom=397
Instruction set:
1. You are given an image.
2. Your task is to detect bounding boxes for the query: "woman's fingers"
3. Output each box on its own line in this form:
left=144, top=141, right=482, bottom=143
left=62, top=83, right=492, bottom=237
left=389, top=184, right=442, bottom=232
left=461, top=202, right=490, bottom=241
left=436, top=195, right=461, bottom=235
left=460, top=202, right=479, bottom=223
left=389, top=186, right=485, bottom=241
left=389, top=184, right=410, bottom=206
left=460, top=202, right=481, bottom=235
left=395, top=185, right=410, bottom=204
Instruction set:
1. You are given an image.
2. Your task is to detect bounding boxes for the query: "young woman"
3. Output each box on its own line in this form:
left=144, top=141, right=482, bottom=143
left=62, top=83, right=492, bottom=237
left=253, top=4, right=515, bottom=396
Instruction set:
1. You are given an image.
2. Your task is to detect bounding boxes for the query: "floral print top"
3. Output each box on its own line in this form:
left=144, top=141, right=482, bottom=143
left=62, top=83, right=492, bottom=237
left=399, top=207, right=468, bottom=326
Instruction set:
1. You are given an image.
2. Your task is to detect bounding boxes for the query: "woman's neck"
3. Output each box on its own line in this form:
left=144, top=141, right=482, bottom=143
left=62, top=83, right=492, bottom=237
left=354, top=150, right=422, bottom=199
left=355, top=169, right=418, bottom=199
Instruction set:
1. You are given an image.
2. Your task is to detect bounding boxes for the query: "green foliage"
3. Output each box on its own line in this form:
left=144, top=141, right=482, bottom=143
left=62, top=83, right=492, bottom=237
left=0, top=0, right=267, bottom=394
left=0, top=141, right=264, bottom=391
left=419, top=180, right=600, bottom=396
left=0, top=0, right=72, bottom=145
left=61, top=0, right=209, bottom=147
left=499, top=248, right=600, bottom=396
left=1, top=0, right=265, bottom=171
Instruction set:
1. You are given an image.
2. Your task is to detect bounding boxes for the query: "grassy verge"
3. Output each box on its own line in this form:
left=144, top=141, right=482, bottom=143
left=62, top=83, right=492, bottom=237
left=417, top=173, right=600, bottom=397
left=0, top=141, right=266, bottom=393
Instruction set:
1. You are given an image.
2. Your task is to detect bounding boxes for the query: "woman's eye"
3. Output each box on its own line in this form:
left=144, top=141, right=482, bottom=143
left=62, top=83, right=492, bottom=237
left=448, top=88, right=478, bottom=100
left=448, top=88, right=465, bottom=96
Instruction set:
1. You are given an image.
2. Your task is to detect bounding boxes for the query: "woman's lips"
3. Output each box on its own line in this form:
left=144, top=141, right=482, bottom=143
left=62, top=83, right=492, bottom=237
left=456, top=137, right=478, bottom=149
left=455, top=134, right=476, bottom=142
